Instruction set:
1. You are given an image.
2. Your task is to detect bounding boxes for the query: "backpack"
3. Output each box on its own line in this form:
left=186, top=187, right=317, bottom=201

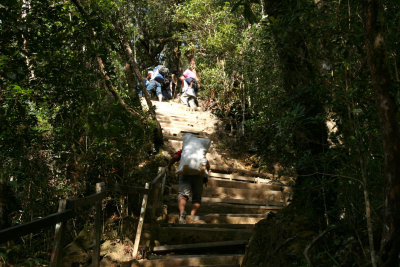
left=176, top=133, right=211, bottom=176
left=152, top=65, right=169, bottom=83
left=185, top=77, right=198, bottom=93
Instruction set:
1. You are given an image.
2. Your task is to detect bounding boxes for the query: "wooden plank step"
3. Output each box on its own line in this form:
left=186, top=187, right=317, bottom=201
left=203, top=187, right=284, bottom=203
left=161, top=126, right=205, bottom=134
left=163, top=133, right=208, bottom=141
left=161, top=223, right=255, bottom=229
left=164, top=134, right=184, bottom=141
left=181, top=265, right=240, bottom=267
left=201, top=196, right=283, bottom=206
left=158, top=227, right=252, bottom=245
left=153, top=240, right=247, bottom=253
left=207, top=177, right=290, bottom=192
left=171, top=184, right=284, bottom=202
left=159, top=120, right=199, bottom=128
left=169, top=193, right=283, bottom=206
left=167, top=200, right=280, bottom=214
left=138, top=254, right=244, bottom=267
left=210, top=165, right=273, bottom=178
left=210, top=165, right=294, bottom=184
left=156, top=113, right=197, bottom=120
left=209, top=172, right=272, bottom=184
left=167, top=213, right=266, bottom=224
left=170, top=178, right=277, bottom=192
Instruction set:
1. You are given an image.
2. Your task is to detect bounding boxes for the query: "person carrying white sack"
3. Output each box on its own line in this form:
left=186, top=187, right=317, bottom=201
left=167, top=133, right=211, bottom=224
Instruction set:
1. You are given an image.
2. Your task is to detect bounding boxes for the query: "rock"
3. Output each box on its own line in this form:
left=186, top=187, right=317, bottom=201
left=101, top=238, right=135, bottom=263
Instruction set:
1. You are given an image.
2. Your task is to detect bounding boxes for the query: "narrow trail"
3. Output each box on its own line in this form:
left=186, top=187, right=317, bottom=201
left=138, top=101, right=291, bottom=267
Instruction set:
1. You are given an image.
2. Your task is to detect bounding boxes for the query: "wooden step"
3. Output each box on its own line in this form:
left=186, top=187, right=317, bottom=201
left=163, top=133, right=207, bottom=141
left=180, top=264, right=240, bottom=267
left=171, top=184, right=284, bottom=202
left=207, top=177, right=290, bottom=192
left=137, top=254, right=244, bottom=267
left=161, top=126, right=205, bottom=134
left=161, top=223, right=255, bottom=229
left=167, top=200, right=281, bottom=214
left=153, top=240, right=247, bottom=253
left=156, top=113, right=195, bottom=119
left=173, top=177, right=286, bottom=193
left=169, top=193, right=283, bottom=206
left=209, top=172, right=271, bottom=184
left=170, top=185, right=284, bottom=203
left=159, top=120, right=200, bottom=129
left=158, top=227, right=252, bottom=245
left=158, top=117, right=195, bottom=123
left=180, top=265, right=240, bottom=267
left=210, top=165, right=293, bottom=184
left=203, top=187, right=284, bottom=203
left=167, top=213, right=266, bottom=224
left=201, top=196, right=283, bottom=206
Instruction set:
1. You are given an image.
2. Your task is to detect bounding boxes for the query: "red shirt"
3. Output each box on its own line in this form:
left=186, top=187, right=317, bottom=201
left=175, top=150, right=182, bottom=160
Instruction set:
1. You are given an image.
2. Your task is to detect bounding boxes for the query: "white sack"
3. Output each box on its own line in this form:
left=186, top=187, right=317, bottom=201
left=176, top=133, right=211, bottom=176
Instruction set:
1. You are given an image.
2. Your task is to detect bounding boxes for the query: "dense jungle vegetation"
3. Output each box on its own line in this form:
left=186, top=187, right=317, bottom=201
left=1, top=0, right=399, bottom=266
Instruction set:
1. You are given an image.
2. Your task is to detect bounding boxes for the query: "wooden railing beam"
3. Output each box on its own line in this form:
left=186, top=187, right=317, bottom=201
left=0, top=209, right=73, bottom=242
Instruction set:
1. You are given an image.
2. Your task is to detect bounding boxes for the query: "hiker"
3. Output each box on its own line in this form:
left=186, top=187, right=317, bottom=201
left=161, top=73, right=173, bottom=101
left=182, top=67, right=199, bottom=94
left=171, top=73, right=178, bottom=98
left=168, top=134, right=211, bottom=224
left=146, top=65, right=170, bottom=102
left=179, top=75, right=197, bottom=108
left=138, top=70, right=152, bottom=97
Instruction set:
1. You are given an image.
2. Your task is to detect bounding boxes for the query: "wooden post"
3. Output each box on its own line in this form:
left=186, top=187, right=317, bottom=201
left=92, top=182, right=105, bottom=267
left=159, top=170, right=166, bottom=211
left=50, top=199, right=68, bottom=267
left=132, top=182, right=149, bottom=259
left=151, top=183, right=160, bottom=220
left=151, top=167, right=164, bottom=220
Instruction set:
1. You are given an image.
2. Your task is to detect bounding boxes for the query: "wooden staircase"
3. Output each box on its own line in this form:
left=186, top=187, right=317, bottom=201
left=137, top=102, right=290, bottom=267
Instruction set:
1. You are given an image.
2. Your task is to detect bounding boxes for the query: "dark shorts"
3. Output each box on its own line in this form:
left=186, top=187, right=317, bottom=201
left=178, top=174, right=204, bottom=204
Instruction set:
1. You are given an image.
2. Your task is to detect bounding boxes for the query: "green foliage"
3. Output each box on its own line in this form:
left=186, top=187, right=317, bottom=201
left=0, top=0, right=158, bottom=263
left=175, top=0, right=399, bottom=265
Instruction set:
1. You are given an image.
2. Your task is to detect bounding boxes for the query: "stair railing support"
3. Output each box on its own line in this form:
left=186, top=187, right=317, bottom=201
left=50, top=199, right=68, bottom=267
left=92, top=182, right=105, bottom=267
left=132, top=182, right=150, bottom=259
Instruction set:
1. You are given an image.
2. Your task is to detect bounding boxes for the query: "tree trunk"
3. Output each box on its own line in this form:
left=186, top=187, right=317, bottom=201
left=264, top=0, right=330, bottom=223
left=124, top=62, right=141, bottom=107
left=115, top=25, right=164, bottom=151
left=96, top=56, right=141, bottom=118
left=362, top=0, right=400, bottom=265
left=70, top=0, right=141, bottom=118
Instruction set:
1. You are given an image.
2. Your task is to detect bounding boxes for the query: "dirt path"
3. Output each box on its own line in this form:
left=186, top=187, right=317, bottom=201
left=152, top=100, right=250, bottom=169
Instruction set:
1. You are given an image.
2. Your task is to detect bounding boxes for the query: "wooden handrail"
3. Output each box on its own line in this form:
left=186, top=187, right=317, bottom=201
left=109, top=184, right=150, bottom=195
left=0, top=182, right=151, bottom=244
left=67, top=191, right=107, bottom=210
left=0, top=174, right=162, bottom=266
left=151, top=167, right=166, bottom=186
left=0, top=209, right=74, bottom=242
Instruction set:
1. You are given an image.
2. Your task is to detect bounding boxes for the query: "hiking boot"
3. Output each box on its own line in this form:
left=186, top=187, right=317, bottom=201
left=179, top=211, right=187, bottom=224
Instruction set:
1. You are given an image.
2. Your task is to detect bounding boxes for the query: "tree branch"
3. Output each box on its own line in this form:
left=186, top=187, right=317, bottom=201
left=96, top=56, right=141, bottom=118
left=304, top=226, right=337, bottom=266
